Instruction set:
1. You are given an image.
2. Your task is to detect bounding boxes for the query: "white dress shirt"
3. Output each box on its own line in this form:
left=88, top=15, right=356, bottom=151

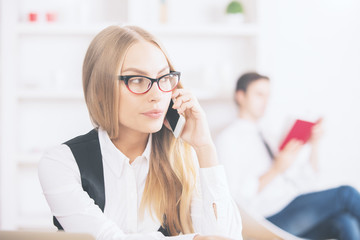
left=216, top=119, right=318, bottom=217
left=38, top=128, right=243, bottom=240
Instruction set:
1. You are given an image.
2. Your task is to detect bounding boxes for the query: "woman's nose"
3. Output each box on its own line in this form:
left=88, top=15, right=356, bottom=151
left=147, top=82, right=162, bottom=102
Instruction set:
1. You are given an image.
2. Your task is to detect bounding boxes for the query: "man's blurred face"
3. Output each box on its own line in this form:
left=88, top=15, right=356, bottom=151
left=237, top=78, right=270, bottom=121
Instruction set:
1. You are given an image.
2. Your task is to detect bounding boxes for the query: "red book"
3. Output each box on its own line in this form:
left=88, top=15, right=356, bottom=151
left=279, top=119, right=316, bottom=151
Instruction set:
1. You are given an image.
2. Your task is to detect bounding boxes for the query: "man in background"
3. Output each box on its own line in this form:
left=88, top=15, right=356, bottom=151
left=216, top=72, right=360, bottom=239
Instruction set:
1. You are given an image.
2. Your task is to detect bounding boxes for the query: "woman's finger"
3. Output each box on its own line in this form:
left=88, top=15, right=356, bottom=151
left=171, top=88, right=185, bottom=99
left=172, top=95, right=192, bottom=109
left=177, top=101, right=196, bottom=115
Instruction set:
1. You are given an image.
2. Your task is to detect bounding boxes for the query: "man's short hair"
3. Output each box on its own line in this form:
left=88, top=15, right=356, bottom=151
left=235, top=72, right=269, bottom=92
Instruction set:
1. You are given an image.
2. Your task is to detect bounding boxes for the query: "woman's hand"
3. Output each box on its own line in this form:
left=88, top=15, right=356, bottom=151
left=171, top=89, right=212, bottom=150
left=165, top=88, right=218, bottom=168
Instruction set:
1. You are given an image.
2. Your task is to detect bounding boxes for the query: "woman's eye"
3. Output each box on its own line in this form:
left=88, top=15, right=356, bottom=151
left=130, top=77, right=146, bottom=84
left=160, top=75, right=172, bottom=83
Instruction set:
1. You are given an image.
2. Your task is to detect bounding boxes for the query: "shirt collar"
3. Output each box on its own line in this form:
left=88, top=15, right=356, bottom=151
left=142, top=134, right=152, bottom=161
left=98, top=127, right=152, bottom=178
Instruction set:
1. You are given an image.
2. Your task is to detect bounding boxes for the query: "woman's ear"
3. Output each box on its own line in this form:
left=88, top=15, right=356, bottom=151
left=235, top=90, right=245, bottom=107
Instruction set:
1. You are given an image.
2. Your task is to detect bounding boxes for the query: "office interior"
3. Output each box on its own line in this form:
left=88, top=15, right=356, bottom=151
left=0, top=0, right=359, bottom=232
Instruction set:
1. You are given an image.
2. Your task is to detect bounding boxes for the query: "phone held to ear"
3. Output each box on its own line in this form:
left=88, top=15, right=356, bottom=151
left=166, top=99, right=186, bottom=138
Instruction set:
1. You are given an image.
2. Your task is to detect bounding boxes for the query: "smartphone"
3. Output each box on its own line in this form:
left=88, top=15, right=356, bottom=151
left=166, top=99, right=186, bottom=138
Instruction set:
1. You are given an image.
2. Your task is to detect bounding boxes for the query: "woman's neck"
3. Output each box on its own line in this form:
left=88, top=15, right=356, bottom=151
left=111, top=128, right=149, bottom=164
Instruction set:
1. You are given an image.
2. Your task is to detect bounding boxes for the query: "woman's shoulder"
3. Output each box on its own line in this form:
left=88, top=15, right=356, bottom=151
left=38, top=143, right=84, bottom=196
left=40, top=143, right=73, bottom=161
left=39, top=129, right=99, bottom=170
left=38, top=144, right=78, bottom=179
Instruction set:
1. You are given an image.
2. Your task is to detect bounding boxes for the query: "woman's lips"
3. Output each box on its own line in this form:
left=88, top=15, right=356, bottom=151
left=142, top=110, right=164, bottom=119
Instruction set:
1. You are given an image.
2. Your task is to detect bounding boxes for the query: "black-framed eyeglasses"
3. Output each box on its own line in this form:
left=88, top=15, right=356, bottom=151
left=118, top=71, right=181, bottom=94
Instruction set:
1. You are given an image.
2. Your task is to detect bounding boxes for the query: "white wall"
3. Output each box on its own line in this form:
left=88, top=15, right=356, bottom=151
left=258, top=0, right=360, bottom=189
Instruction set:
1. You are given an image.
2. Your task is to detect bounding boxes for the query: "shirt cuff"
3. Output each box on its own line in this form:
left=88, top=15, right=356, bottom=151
left=199, top=165, right=230, bottom=200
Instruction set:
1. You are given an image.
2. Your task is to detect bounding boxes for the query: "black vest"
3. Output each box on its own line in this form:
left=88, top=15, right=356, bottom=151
left=53, top=129, right=170, bottom=236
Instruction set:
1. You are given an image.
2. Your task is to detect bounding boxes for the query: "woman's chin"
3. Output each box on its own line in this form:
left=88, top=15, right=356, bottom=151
left=143, top=123, right=164, bottom=134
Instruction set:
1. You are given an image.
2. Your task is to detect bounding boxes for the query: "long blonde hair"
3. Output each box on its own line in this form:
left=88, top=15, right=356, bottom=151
left=82, top=25, right=197, bottom=235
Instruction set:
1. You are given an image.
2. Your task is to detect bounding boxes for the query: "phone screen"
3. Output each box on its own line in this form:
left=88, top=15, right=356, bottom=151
left=166, top=100, right=180, bottom=131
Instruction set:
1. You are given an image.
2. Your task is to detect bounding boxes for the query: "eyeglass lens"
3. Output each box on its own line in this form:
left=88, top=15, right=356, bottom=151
left=127, top=73, right=179, bottom=93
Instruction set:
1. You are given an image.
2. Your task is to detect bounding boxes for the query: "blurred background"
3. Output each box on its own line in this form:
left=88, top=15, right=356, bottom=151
left=0, top=0, right=359, bottom=230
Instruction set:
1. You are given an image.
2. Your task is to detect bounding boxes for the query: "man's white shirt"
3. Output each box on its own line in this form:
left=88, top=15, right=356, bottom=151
left=216, top=119, right=319, bottom=217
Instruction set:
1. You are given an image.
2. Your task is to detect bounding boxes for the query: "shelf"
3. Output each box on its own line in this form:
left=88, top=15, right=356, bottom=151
left=17, top=22, right=258, bottom=37
left=16, top=153, right=43, bottom=167
left=16, top=23, right=110, bottom=36
left=145, top=23, right=259, bottom=37
left=17, top=90, right=84, bottom=101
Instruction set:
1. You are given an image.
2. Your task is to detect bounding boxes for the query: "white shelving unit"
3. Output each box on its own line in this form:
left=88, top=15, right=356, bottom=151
left=0, top=0, right=262, bottom=230
left=17, top=22, right=259, bottom=37
left=17, top=90, right=84, bottom=101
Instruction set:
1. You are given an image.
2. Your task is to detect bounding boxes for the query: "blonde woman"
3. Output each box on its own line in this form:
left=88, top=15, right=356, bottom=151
left=38, top=25, right=242, bottom=240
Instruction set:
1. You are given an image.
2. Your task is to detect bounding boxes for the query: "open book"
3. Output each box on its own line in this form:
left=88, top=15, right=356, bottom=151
left=279, top=119, right=316, bottom=150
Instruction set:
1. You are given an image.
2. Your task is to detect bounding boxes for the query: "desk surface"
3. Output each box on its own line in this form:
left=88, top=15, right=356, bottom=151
left=0, top=230, right=95, bottom=240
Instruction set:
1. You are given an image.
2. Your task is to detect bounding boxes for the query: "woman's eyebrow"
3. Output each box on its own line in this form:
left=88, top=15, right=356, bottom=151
left=122, top=66, right=170, bottom=76
left=121, top=68, right=147, bottom=75
left=157, top=66, right=170, bottom=74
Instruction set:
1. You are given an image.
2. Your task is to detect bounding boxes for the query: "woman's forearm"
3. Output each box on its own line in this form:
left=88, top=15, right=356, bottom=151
left=194, top=143, right=219, bottom=168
